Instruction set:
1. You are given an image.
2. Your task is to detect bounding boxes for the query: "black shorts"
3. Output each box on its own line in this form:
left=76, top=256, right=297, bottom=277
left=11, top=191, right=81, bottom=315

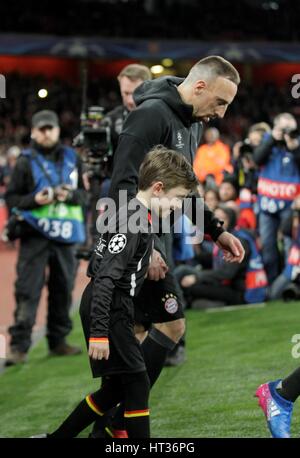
left=133, top=270, right=185, bottom=329
left=80, top=281, right=146, bottom=378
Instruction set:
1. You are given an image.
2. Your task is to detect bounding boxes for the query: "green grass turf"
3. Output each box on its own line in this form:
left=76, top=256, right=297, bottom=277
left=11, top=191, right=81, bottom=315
left=1, top=300, right=300, bottom=438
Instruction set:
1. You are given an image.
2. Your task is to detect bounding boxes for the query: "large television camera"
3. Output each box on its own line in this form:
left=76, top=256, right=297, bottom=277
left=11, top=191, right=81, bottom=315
left=73, top=106, right=113, bottom=180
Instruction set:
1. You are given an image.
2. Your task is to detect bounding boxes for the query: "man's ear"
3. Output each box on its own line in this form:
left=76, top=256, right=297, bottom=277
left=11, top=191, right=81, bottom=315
left=194, top=80, right=207, bottom=95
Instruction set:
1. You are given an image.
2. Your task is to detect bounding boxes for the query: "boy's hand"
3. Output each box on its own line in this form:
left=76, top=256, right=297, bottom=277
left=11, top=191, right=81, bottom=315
left=88, top=340, right=109, bottom=360
left=147, top=249, right=168, bottom=281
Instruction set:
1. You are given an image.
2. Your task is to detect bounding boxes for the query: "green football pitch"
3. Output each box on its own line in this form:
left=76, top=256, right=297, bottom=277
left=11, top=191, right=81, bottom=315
left=1, top=300, right=300, bottom=438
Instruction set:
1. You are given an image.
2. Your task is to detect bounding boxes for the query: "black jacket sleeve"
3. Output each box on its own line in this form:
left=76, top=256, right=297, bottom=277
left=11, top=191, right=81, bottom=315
left=196, top=238, right=250, bottom=282
left=108, top=103, right=168, bottom=203
left=183, top=193, right=225, bottom=242
left=89, top=231, right=140, bottom=339
left=290, top=143, right=300, bottom=169
left=253, top=134, right=275, bottom=166
left=5, top=156, right=37, bottom=210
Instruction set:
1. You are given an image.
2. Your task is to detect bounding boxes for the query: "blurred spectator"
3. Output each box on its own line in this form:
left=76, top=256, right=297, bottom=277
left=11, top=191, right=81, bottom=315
left=193, top=127, right=232, bottom=186
left=253, top=112, right=300, bottom=283
left=219, top=176, right=239, bottom=208
left=204, top=188, right=220, bottom=211
left=269, top=195, right=300, bottom=300
left=233, top=122, right=271, bottom=194
left=174, top=206, right=250, bottom=309
left=174, top=204, right=267, bottom=309
left=1, top=146, right=21, bottom=187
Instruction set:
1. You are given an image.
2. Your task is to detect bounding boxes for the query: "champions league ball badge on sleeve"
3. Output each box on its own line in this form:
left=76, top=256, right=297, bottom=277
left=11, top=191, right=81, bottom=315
left=108, top=234, right=127, bottom=254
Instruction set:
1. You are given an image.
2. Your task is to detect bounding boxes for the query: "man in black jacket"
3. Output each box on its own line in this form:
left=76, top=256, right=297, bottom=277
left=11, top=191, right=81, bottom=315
left=5, top=110, right=87, bottom=366
left=106, top=56, right=244, bottom=384
left=92, top=56, right=245, bottom=437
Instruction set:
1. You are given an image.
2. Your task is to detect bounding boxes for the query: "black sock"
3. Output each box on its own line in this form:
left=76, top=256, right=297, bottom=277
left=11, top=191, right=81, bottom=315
left=110, top=328, right=176, bottom=432
left=276, top=367, right=300, bottom=402
left=50, top=396, right=104, bottom=438
left=125, top=415, right=150, bottom=438
left=141, top=327, right=176, bottom=386
left=123, top=371, right=150, bottom=438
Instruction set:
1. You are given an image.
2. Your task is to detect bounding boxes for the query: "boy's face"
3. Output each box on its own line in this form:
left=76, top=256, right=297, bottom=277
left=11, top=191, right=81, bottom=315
left=151, top=183, right=191, bottom=218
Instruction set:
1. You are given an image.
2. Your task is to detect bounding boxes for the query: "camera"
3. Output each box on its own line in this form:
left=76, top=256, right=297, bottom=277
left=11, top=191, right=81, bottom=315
left=239, top=139, right=254, bottom=157
left=282, top=279, right=300, bottom=301
left=73, top=106, right=113, bottom=180
left=282, top=127, right=300, bottom=139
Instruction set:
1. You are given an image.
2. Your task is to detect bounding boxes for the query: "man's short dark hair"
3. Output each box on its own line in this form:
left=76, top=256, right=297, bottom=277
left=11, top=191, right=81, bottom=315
left=187, top=56, right=240, bottom=86
left=118, top=64, right=152, bottom=82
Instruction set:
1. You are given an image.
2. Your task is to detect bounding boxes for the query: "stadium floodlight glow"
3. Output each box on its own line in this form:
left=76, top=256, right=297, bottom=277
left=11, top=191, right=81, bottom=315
left=38, top=89, right=48, bottom=98
left=151, top=65, right=164, bottom=75
left=162, top=58, right=173, bottom=67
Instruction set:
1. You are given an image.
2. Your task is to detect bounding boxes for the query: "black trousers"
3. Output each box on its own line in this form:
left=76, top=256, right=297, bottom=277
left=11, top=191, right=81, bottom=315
left=9, top=235, right=76, bottom=352
left=174, top=264, right=244, bottom=306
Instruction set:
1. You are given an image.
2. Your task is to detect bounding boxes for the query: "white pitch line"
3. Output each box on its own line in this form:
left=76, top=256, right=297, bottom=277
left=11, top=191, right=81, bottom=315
left=205, top=302, right=267, bottom=313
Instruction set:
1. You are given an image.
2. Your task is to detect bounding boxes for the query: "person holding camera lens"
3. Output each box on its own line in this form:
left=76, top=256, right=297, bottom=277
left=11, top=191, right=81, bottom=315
left=253, top=113, right=300, bottom=284
left=4, top=110, right=87, bottom=366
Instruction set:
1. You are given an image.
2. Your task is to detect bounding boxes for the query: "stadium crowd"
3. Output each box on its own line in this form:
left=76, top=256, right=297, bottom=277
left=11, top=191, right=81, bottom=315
left=1, top=0, right=300, bottom=41
left=1, top=72, right=300, bottom=315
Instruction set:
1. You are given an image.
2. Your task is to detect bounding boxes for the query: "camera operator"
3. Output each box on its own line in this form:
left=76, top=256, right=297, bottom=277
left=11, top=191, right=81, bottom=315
left=102, top=64, right=152, bottom=154
left=81, top=64, right=152, bottom=228
left=4, top=110, right=87, bottom=366
left=253, top=113, right=300, bottom=283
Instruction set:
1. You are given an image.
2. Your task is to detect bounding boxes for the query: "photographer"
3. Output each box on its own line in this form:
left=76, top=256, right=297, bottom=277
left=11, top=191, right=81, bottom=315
left=253, top=113, right=300, bottom=283
left=233, top=122, right=271, bottom=195
left=5, top=110, right=86, bottom=366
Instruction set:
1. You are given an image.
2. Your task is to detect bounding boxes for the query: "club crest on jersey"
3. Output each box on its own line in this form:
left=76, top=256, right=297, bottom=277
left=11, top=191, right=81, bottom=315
left=162, top=293, right=178, bottom=314
left=108, top=234, right=127, bottom=254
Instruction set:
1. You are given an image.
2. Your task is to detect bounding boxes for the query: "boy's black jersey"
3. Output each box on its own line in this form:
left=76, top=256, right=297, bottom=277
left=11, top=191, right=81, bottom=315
left=87, top=198, right=153, bottom=339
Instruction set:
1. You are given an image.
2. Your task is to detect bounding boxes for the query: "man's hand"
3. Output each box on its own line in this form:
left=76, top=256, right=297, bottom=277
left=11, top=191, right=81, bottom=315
left=88, top=341, right=109, bottom=360
left=284, top=134, right=300, bottom=151
left=216, top=231, right=245, bottom=263
left=34, top=188, right=54, bottom=206
left=55, top=185, right=72, bottom=202
left=147, top=248, right=169, bottom=281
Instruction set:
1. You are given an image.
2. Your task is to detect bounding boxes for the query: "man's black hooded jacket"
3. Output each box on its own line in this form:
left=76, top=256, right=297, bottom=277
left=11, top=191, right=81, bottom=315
left=109, top=76, right=224, bottom=242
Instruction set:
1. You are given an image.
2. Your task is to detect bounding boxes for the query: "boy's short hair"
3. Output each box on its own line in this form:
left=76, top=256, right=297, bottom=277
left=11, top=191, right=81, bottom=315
left=138, top=145, right=199, bottom=193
